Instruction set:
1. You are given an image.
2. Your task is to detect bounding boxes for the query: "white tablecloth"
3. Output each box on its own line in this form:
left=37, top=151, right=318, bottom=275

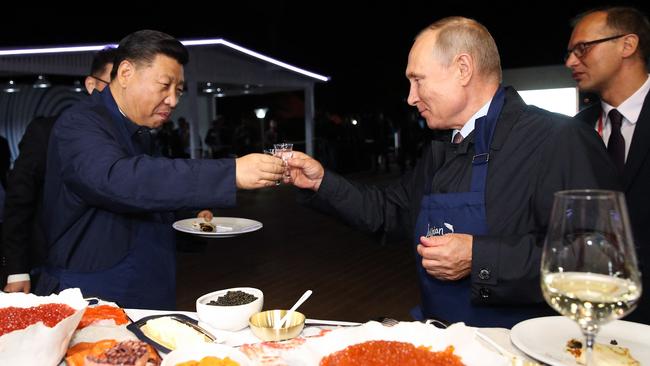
left=124, top=308, right=528, bottom=357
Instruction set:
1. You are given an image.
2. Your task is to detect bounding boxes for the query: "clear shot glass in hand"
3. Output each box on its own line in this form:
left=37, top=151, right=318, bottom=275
left=273, top=143, right=293, bottom=180
left=263, top=148, right=281, bottom=186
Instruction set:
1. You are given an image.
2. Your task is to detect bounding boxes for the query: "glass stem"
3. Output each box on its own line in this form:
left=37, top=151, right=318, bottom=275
left=584, top=331, right=596, bottom=366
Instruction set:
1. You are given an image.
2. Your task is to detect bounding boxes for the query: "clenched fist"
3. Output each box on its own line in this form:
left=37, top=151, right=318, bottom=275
left=417, top=233, right=473, bottom=281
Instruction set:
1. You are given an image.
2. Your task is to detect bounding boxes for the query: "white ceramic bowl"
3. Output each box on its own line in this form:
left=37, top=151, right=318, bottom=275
left=196, top=287, right=263, bottom=331
left=161, top=343, right=250, bottom=366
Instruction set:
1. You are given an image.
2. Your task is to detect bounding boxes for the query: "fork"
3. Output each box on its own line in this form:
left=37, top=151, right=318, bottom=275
left=377, top=317, right=400, bottom=327
left=377, top=317, right=449, bottom=328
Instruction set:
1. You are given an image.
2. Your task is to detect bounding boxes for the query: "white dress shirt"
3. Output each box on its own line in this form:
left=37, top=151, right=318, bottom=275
left=452, top=99, right=492, bottom=142
left=600, top=74, right=650, bottom=161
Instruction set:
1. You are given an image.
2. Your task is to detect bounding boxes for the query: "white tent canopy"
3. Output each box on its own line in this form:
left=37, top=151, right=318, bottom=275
left=0, top=38, right=329, bottom=157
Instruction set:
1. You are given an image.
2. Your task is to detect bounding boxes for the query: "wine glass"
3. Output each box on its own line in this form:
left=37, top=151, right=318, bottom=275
left=541, top=190, right=642, bottom=365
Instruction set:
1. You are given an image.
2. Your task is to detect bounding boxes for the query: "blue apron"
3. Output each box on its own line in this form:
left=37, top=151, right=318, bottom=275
left=43, top=98, right=177, bottom=310
left=413, top=87, right=538, bottom=327
left=47, top=224, right=176, bottom=309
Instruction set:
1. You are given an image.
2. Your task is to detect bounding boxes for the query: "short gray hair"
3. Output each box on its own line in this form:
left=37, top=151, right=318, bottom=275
left=418, top=17, right=502, bottom=82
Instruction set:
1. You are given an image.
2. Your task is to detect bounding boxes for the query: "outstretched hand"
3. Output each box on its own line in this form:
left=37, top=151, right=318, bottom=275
left=235, top=153, right=284, bottom=189
left=286, top=151, right=325, bottom=191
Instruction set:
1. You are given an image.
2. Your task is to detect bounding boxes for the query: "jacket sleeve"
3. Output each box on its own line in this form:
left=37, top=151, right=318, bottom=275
left=1, top=119, right=51, bottom=274
left=301, top=154, right=428, bottom=239
left=52, top=111, right=236, bottom=213
left=471, top=119, right=620, bottom=305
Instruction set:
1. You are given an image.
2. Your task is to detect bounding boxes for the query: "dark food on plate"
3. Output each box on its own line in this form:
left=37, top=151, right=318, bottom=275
left=0, top=303, right=75, bottom=336
left=319, top=340, right=465, bottom=366
left=193, top=222, right=216, bottom=232
left=565, top=338, right=639, bottom=365
left=84, top=340, right=158, bottom=366
left=176, top=356, right=240, bottom=366
left=207, top=291, right=257, bottom=306
left=67, top=339, right=161, bottom=366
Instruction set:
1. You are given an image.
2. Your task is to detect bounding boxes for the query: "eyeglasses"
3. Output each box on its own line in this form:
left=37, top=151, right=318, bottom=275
left=89, top=75, right=110, bottom=85
left=564, top=34, right=627, bottom=61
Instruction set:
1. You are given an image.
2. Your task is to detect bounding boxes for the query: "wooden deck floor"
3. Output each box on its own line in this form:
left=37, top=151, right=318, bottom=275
left=175, top=170, right=419, bottom=323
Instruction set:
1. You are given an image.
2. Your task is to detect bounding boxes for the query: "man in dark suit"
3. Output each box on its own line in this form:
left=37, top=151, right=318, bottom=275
left=1, top=48, right=116, bottom=293
left=566, top=6, right=650, bottom=324
left=288, top=17, right=619, bottom=328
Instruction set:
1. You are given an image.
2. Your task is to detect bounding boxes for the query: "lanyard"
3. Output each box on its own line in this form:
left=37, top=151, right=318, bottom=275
left=597, top=111, right=604, bottom=137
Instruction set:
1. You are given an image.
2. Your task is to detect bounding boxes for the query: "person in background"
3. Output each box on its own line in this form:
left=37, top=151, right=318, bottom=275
left=264, top=119, right=280, bottom=149
left=36, top=30, right=283, bottom=309
left=0, top=134, right=9, bottom=277
left=157, top=119, right=183, bottom=158
left=205, top=116, right=228, bottom=158
left=566, top=6, right=650, bottom=324
left=176, top=116, right=191, bottom=158
left=1, top=48, right=117, bottom=293
left=287, top=16, right=619, bottom=327
left=0, top=135, right=9, bottom=189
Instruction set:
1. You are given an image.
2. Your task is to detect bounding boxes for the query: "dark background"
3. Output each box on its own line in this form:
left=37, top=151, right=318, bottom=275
left=2, top=1, right=649, bottom=115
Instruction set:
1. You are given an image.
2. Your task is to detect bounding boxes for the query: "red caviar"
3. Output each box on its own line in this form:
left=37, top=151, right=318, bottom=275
left=0, top=303, right=75, bottom=336
left=319, top=340, right=465, bottom=366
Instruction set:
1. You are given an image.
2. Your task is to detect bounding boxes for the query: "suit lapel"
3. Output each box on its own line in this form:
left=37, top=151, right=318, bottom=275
left=624, top=92, right=650, bottom=189
left=575, top=103, right=601, bottom=128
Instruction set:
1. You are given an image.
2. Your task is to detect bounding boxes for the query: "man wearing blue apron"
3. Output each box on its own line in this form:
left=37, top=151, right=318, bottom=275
left=36, top=30, right=284, bottom=309
left=288, top=17, right=619, bottom=327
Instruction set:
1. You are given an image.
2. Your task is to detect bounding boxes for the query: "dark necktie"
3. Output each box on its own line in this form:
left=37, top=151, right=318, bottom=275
left=453, top=132, right=464, bottom=144
left=607, top=109, right=625, bottom=174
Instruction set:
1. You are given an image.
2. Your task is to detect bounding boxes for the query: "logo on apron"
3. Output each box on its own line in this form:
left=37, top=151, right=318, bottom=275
left=426, top=222, right=454, bottom=237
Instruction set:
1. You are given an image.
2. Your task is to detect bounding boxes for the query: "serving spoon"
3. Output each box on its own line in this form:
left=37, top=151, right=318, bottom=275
left=274, top=289, right=312, bottom=329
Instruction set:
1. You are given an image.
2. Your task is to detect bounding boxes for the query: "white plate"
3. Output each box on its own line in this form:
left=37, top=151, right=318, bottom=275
left=511, top=316, right=650, bottom=366
left=239, top=321, right=509, bottom=365
left=161, top=343, right=250, bottom=366
left=172, top=217, right=262, bottom=238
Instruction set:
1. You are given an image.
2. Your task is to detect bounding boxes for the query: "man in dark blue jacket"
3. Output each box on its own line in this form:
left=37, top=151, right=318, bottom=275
left=36, top=30, right=284, bottom=309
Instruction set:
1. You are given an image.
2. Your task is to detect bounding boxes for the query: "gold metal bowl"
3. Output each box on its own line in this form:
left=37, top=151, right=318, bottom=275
left=248, top=310, right=306, bottom=341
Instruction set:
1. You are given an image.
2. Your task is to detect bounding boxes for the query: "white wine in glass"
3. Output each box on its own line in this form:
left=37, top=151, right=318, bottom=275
left=541, top=190, right=642, bottom=365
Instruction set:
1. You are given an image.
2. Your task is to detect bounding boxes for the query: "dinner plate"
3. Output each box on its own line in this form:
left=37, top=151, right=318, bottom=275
left=172, top=217, right=263, bottom=238
left=511, top=316, right=650, bottom=366
left=161, top=343, right=250, bottom=366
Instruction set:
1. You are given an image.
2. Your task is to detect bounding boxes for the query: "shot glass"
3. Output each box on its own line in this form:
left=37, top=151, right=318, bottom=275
left=273, top=143, right=293, bottom=180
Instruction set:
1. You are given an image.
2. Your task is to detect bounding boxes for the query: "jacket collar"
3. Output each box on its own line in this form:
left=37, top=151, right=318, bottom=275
left=99, top=88, right=143, bottom=136
left=454, top=86, right=524, bottom=154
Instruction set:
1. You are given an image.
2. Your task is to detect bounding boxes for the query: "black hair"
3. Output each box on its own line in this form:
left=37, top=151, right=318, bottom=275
left=572, top=6, right=650, bottom=64
left=89, top=47, right=117, bottom=77
left=110, top=29, right=189, bottom=79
